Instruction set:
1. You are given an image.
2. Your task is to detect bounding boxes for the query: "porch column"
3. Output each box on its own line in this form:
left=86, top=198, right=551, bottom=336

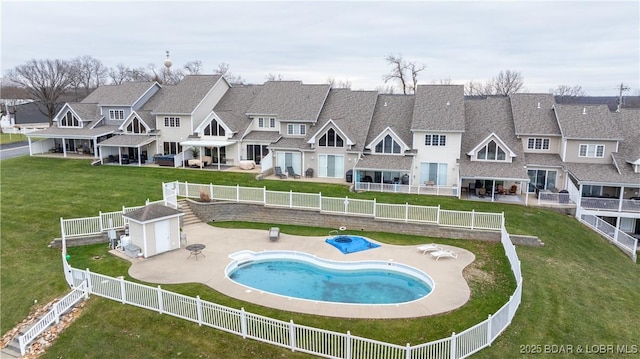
left=28, top=137, right=33, bottom=156
left=491, top=180, right=496, bottom=202
left=118, top=147, right=122, bottom=165
left=614, top=217, right=620, bottom=242
left=216, top=146, right=221, bottom=170
left=62, top=137, right=68, bottom=157
left=577, top=184, right=583, bottom=208
left=618, top=186, right=624, bottom=212
left=92, top=136, right=99, bottom=159
left=138, top=146, right=142, bottom=166
left=524, top=181, right=529, bottom=206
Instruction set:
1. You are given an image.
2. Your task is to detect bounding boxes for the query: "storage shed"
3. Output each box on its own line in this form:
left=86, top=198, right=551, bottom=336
left=123, top=204, right=184, bottom=258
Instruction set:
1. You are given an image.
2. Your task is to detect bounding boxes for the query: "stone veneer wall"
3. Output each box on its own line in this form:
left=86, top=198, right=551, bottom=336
left=188, top=200, right=544, bottom=246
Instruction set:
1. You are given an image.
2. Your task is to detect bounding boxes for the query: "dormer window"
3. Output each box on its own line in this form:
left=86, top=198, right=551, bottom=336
left=425, top=134, right=446, bottom=146
left=375, top=134, right=401, bottom=154
left=477, top=140, right=507, bottom=161
left=109, top=109, right=125, bottom=120
left=579, top=144, right=604, bottom=158
left=287, top=124, right=306, bottom=135
left=527, top=138, right=550, bottom=150
left=258, top=117, right=276, bottom=128
left=60, top=111, right=80, bottom=127
left=126, top=117, right=147, bottom=134
left=204, top=119, right=225, bottom=136
left=319, top=128, right=343, bottom=147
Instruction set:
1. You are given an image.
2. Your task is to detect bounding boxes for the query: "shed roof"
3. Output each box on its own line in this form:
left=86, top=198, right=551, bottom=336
left=123, top=204, right=183, bottom=223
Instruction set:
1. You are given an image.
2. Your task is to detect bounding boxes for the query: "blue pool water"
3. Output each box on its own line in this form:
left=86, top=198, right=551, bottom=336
left=228, top=259, right=432, bottom=304
left=325, top=235, right=381, bottom=254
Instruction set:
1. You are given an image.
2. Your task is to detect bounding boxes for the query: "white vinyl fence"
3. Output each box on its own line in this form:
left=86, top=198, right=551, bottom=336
left=18, top=282, right=89, bottom=355
left=175, top=182, right=503, bottom=230
left=579, top=213, right=638, bottom=262
left=64, top=223, right=521, bottom=359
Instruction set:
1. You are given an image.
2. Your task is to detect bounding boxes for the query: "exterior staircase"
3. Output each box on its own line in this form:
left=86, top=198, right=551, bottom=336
left=178, top=200, right=201, bottom=226
left=1, top=337, right=21, bottom=358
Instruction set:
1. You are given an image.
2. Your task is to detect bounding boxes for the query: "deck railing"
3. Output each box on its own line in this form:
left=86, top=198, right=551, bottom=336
left=580, top=197, right=640, bottom=213
left=354, top=182, right=458, bottom=197
left=579, top=213, right=638, bottom=262
left=63, top=222, right=522, bottom=359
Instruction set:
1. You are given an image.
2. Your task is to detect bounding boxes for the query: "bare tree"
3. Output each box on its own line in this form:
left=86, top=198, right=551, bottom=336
left=552, top=85, right=586, bottom=97
left=490, top=70, right=524, bottom=96
left=266, top=73, right=285, bottom=81
left=375, top=84, right=395, bottom=94
left=5, top=59, right=73, bottom=125
left=326, top=77, right=352, bottom=89
left=464, top=80, right=493, bottom=96
left=214, top=62, right=244, bottom=85
left=108, top=64, right=131, bottom=85
left=382, top=55, right=425, bottom=95
left=431, top=78, right=452, bottom=85
left=183, top=60, right=203, bottom=75
left=68, top=55, right=107, bottom=100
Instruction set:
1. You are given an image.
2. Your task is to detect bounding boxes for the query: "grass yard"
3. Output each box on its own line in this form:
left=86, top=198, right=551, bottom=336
left=0, top=133, right=27, bottom=145
left=1, top=157, right=638, bottom=358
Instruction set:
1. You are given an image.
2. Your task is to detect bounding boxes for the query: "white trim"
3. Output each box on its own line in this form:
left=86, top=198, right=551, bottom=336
left=307, top=119, right=354, bottom=146
left=466, top=132, right=516, bottom=158
left=366, top=126, right=410, bottom=152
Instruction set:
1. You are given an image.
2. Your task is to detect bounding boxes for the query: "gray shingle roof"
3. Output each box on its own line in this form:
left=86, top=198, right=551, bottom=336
left=510, top=93, right=561, bottom=135
left=132, top=110, right=156, bottom=131
left=308, top=89, right=378, bottom=152
left=81, top=82, right=157, bottom=106
left=460, top=97, right=528, bottom=180
left=212, top=85, right=262, bottom=139
left=151, top=75, right=222, bottom=114
left=355, top=154, right=413, bottom=171
left=245, top=81, right=330, bottom=122
left=524, top=153, right=564, bottom=167
left=239, top=130, right=280, bottom=142
left=97, top=134, right=156, bottom=147
left=615, top=108, right=640, bottom=163
left=366, top=94, right=415, bottom=151
left=554, top=104, right=623, bottom=140
left=564, top=161, right=639, bottom=185
left=67, top=103, right=101, bottom=122
left=270, top=137, right=306, bottom=150
left=411, top=85, right=465, bottom=132
left=27, top=125, right=119, bottom=138
left=123, top=204, right=183, bottom=222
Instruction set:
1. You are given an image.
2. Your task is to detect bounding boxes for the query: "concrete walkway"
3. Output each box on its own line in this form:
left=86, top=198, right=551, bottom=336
left=117, top=223, right=474, bottom=319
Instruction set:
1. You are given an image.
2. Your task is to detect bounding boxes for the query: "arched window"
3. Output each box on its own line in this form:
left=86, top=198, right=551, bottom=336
left=477, top=140, right=506, bottom=161
left=126, top=118, right=146, bottom=134
left=374, top=134, right=401, bottom=153
left=319, top=128, right=343, bottom=147
left=60, top=111, right=80, bottom=127
left=204, top=119, right=225, bottom=136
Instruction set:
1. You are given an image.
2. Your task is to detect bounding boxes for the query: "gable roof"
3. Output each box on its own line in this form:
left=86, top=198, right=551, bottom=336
left=123, top=204, right=183, bottom=223
left=615, top=108, right=640, bottom=163
left=411, top=85, right=465, bottom=132
left=459, top=97, right=528, bottom=180
left=307, top=89, right=378, bottom=152
left=211, top=85, right=263, bottom=140
left=510, top=93, right=560, bottom=136
left=366, top=94, right=414, bottom=153
left=245, top=81, right=330, bottom=122
left=553, top=104, right=623, bottom=140
left=81, top=81, right=158, bottom=107
left=63, top=103, right=101, bottom=122
left=150, top=75, right=223, bottom=114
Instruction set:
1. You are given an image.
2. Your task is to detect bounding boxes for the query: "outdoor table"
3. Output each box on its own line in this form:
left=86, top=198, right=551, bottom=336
left=186, top=243, right=206, bottom=261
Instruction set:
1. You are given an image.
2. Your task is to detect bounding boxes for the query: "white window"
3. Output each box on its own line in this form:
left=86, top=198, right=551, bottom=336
left=579, top=144, right=604, bottom=158
left=258, top=117, right=276, bottom=128
left=319, top=128, right=343, bottom=147
left=420, top=162, right=448, bottom=186
left=527, top=138, right=550, bottom=150
left=477, top=140, right=507, bottom=161
left=375, top=134, right=401, bottom=153
left=164, top=117, right=180, bottom=127
left=287, top=124, right=306, bottom=135
left=109, top=109, right=125, bottom=120
left=204, top=119, right=225, bottom=136
left=126, top=117, right=146, bottom=134
left=425, top=134, right=446, bottom=146
left=60, top=111, right=80, bottom=127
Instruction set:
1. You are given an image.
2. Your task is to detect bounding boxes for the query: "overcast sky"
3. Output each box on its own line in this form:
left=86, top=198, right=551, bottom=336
left=2, top=1, right=639, bottom=96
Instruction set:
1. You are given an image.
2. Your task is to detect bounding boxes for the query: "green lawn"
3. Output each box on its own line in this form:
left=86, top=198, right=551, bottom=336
left=1, top=157, right=638, bottom=358
left=0, top=133, right=27, bottom=145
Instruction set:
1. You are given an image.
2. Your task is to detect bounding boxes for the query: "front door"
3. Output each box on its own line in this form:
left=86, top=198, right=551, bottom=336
left=155, top=220, right=171, bottom=254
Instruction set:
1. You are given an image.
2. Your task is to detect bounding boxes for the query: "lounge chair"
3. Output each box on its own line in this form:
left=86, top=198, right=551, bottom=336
left=417, top=243, right=441, bottom=254
left=269, top=227, right=280, bottom=241
left=274, top=166, right=287, bottom=179
left=430, top=249, right=458, bottom=261
left=286, top=166, right=301, bottom=179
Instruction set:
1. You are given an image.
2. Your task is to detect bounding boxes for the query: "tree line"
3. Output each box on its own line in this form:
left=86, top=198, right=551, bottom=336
left=2, top=54, right=596, bottom=125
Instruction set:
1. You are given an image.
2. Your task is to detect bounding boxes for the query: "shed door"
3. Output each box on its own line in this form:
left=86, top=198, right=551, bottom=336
left=155, top=220, right=171, bottom=254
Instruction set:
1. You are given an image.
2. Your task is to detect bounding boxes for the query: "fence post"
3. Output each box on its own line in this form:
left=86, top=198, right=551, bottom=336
left=501, top=212, right=505, bottom=230
left=405, top=203, right=409, bottom=222
left=487, top=314, right=493, bottom=345
left=405, top=343, right=411, bottom=359
left=372, top=198, right=376, bottom=218
left=53, top=302, right=60, bottom=324
left=450, top=332, right=456, bottom=359
left=471, top=210, right=475, bottom=229
left=437, top=204, right=441, bottom=225
left=210, top=183, right=214, bottom=201
left=319, top=192, right=322, bottom=210
left=196, top=295, right=203, bottom=326
left=240, top=308, right=247, bottom=338
left=157, top=286, right=163, bottom=314
left=263, top=186, right=267, bottom=205
left=290, top=190, right=293, bottom=209
left=344, top=196, right=349, bottom=214
left=346, top=331, right=352, bottom=359
left=99, top=211, right=103, bottom=232
left=289, top=320, right=296, bottom=352
left=237, top=184, right=240, bottom=202
left=119, top=276, right=127, bottom=304
left=185, top=181, right=189, bottom=197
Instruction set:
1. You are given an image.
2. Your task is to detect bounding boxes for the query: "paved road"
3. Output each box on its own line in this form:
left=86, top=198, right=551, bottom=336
left=0, top=141, right=30, bottom=160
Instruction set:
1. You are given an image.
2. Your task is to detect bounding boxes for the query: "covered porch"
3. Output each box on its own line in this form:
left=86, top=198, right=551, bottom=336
left=180, top=138, right=235, bottom=170
left=98, top=135, right=157, bottom=166
left=25, top=125, right=117, bottom=159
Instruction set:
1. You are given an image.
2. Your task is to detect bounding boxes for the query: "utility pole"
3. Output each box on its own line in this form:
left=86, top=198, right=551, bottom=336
left=616, top=83, right=630, bottom=112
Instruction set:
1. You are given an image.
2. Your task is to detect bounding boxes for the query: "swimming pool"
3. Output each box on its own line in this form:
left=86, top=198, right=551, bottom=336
left=226, top=251, right=434, bottom=305
left=325, top=235, right=381, bottom=254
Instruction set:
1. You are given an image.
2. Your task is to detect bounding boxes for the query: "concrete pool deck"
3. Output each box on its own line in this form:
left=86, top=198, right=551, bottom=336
left=118, top=222, right=475, bottom=319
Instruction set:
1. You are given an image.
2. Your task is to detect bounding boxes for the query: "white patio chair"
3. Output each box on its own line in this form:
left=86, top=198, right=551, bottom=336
left=417, top=243, right=441, bottom=254
left=430, top=249, right=458, bottom=260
